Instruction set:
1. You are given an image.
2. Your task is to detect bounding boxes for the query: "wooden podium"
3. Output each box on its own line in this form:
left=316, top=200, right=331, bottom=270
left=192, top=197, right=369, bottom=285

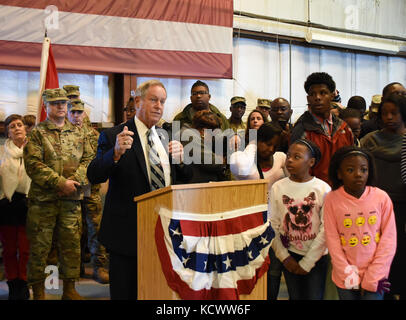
left=134, top=179, right=268, bottom=300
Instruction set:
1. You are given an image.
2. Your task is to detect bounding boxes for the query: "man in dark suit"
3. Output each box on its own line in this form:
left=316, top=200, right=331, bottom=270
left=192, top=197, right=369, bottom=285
left=87, top=80, right=191, bottom=299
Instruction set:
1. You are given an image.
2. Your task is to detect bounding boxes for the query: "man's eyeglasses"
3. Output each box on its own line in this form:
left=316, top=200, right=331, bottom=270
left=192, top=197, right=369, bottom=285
left=191, top=91, right=209, bottom=96
left=124, top=107, right=135, bottom=112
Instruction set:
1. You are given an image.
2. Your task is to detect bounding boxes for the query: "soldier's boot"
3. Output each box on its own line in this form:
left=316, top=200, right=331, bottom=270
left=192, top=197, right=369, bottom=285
left=32, top=282, right=45, bottom=300
left=61, top=280, right=84, bottom=300
left=93, top=267, right=109, bottom=284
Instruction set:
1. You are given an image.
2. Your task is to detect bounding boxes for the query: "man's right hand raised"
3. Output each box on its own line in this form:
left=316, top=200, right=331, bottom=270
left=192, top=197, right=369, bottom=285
left=113, top=126, right=134, bottom=161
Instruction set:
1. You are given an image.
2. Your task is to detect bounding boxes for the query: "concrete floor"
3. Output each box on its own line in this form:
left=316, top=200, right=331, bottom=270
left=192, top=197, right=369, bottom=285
left=0, top=263, right=110, bottom=300
left=0, top=262, right=288, bottom=300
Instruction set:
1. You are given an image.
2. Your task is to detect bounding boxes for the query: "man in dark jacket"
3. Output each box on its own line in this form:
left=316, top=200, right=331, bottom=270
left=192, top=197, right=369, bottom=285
left=173, top=80, right=230, bottom=131
left=87, top=80, right=191, bottom=299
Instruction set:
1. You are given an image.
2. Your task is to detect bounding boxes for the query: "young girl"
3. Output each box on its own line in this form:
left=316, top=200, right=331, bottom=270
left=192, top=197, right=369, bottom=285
left=324, top=146, right=397, bottom=300
left=270, top=139, right=331, bottom=300
left=230, top=122, right=288, bottom=300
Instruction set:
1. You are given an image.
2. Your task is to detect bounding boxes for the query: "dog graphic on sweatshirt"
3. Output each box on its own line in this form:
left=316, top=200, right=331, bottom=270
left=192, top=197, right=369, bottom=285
left=281, top=192, right=317, bottom=250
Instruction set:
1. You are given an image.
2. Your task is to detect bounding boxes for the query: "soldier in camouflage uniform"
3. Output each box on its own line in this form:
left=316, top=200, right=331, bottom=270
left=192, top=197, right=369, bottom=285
left=67, top=98, right=109, bottom=284
left=23, top=88, right=93, bottom=300
left=46, top=84, right=81, bottom=267
left=256, top=98, right=272, bottom=121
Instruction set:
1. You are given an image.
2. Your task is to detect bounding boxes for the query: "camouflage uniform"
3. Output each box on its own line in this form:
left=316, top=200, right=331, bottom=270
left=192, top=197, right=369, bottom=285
left=47, top=86, right=82, bottom=267
left=81, top=117, right=108, bottom=269
left=23, top=98, right=92, bottom=285
left=228, top=96, right=247, bottom=135
left=68, top=98, right=108, bottom=273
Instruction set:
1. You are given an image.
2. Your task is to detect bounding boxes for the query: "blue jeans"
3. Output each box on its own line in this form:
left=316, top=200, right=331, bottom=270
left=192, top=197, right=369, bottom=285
left=336, top=287, right=384, bottom=300
left=282, top=251, right=328, bottom=300
left=267, top=247, right=283, bottom=300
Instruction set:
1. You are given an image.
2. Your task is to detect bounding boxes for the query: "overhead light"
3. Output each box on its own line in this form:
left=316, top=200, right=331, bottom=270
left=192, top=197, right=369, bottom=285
left=306, top=29, right=399, bottom=55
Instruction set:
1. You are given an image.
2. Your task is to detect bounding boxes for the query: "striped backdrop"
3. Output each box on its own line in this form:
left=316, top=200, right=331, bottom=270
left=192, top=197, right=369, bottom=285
left=0, top=0, right=233, bottom=78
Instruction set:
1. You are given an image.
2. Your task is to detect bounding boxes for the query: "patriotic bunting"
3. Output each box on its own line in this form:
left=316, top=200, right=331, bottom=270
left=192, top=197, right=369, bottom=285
left=155, top=205, right=274, bottom=300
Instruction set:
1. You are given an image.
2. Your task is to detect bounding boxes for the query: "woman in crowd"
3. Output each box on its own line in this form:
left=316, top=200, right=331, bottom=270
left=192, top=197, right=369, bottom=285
left=230, top=122, right=288, bottom=300
left=244, top=109, right=269, bottom=145
left=0, top=114, right=31, bottom=300
left=361, top=93, right=406, bottom=300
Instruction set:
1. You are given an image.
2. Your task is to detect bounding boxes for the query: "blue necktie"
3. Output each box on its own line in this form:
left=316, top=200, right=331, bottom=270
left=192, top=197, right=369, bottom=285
left=146, top=129, right=166, bottom=190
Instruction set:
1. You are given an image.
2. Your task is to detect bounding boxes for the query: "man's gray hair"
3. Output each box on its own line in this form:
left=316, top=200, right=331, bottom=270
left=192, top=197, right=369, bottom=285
left=135, top=80, right=166, bottom=98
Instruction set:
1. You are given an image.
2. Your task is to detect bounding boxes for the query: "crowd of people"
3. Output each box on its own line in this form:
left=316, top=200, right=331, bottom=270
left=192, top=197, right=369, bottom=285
left=0, top=73, right=405, bottom=301
left=0, top=85, right=109, bottom=300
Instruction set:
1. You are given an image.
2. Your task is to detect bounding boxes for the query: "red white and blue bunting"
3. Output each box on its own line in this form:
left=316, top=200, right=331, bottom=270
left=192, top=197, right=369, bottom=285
left=155, top=205, right=273, bottom=300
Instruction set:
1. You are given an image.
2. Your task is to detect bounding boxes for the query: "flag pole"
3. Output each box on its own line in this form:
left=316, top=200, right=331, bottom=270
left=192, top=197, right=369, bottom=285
left=36, top=32, right=51, bottom=124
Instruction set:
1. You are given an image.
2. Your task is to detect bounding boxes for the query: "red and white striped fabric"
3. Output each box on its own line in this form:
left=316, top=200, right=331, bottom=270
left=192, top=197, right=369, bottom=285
left=0, top=0, right=233, bottom=78
left=155, top=205, right=273, bottom=300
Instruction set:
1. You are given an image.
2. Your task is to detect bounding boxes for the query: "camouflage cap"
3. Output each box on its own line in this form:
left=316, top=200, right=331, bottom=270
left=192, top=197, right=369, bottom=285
left=369, top=94, right=382, bottom=113
left=257, top=98, right=271, bottom=108
left=230, top=96, right=246, bottom=106
left=42, top=88, right=69, bottom=102
left=63, top=85, right=80, bottom=97
left=68, top=98, right=85, bottom=111
left=370, top=94, right=382, bottom=112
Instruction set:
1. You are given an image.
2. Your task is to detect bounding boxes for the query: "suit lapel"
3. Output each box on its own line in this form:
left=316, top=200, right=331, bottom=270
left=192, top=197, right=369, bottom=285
left=126, top=119, right=149, bottom=183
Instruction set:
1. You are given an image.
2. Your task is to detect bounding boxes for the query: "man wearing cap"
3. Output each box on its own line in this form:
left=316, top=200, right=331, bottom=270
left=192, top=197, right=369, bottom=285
left=173, top=80, right=230, bottom=131
left=256, top=98, right=271, bottom=120
left=23, top=88, right=93, bottom=300
left=67, top=99, right=110, bottom=285
left=228, top=96, right=247, bottom=134
left=63, top=85, right=80, bottom=100
left=360, top=94, right=382, bottom=139
left=46, top=83, right=80, bottom=270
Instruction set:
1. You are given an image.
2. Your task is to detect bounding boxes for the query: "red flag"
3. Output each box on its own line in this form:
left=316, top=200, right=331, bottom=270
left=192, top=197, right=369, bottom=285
left=36, top=37, right=59, bottom=123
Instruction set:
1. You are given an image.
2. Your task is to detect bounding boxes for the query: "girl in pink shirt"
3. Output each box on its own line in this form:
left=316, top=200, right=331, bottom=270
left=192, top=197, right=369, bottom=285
left=324, top=146, right=397, bottom=300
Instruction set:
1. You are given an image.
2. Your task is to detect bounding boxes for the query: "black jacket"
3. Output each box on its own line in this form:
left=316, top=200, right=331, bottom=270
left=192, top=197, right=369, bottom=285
left=87, top=118, right=192, bottom=256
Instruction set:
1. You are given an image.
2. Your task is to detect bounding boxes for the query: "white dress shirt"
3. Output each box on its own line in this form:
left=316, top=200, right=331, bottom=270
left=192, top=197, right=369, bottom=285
left=134, top=115, right=171, bottom=187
